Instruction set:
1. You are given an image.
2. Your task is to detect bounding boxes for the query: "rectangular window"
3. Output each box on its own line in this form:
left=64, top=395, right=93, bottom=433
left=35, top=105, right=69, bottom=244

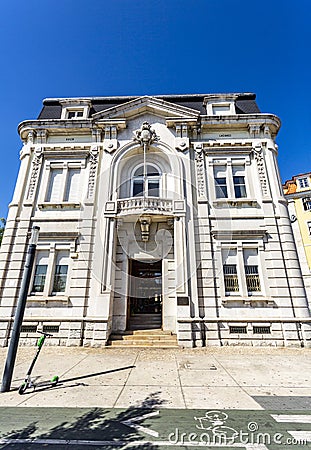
left=133, top=180, right=144, bottom=197
left=232, top=165, right=247, bottom=198
left=45, top=165, right=82, bottom=203
left=214, top=165, right=228, bottom=198
left=308, top=222, right=311, bottom=236
left=64, top=168, right=81, bottom=202
left=243, top=249, right=261, bottom=292
left=212, top=105, right=231, bottom=115
left=222, top=249, right=239, bottom=293
left=303, top=198, right=311, bottom=211
left=67, top=110, right=84, bottom=119
left=298, top=177, right=309, bottom=188
left=223, top=265, right=239, bottom=292
left=32, top=251, right=49, bottom=293
left=148, top=180, right=160, bottom=197
left=46, top=168, right=63, bottom=202
left=52, top=251, right=69, bottom=294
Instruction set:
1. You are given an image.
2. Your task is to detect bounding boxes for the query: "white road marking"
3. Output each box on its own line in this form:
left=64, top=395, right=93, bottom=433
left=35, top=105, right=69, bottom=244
left=287, top=431, right=311, bottom=442
left=0, top=438, right=269, bottom=448
left=271, top=414, right=311, bottom=423
left=121, top=410, right=160, bottom=437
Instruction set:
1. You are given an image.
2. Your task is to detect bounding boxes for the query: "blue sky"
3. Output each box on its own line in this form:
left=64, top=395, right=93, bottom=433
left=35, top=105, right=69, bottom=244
left=0, top=0, right=310, bottom=218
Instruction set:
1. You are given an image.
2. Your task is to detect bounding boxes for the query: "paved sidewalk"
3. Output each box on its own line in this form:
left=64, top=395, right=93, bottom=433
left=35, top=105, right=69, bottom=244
left=0, top=346, right=310, bottom=410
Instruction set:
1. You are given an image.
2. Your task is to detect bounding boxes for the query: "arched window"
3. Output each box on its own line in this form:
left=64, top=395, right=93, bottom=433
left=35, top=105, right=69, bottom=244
left=132, top=164, right=161, bottom=197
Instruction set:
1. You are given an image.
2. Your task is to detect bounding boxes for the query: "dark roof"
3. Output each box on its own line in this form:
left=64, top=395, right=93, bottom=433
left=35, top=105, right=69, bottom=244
left=37, top=93, right=261, bottom=119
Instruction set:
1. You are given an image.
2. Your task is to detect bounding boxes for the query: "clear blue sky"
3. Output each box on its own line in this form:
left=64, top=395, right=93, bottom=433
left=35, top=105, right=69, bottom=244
left=0, top=0, right=310, bottom=218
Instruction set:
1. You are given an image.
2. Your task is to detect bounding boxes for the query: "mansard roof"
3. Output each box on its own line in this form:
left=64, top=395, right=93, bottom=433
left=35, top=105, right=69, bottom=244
left=37, top=93, right=260, bottom=119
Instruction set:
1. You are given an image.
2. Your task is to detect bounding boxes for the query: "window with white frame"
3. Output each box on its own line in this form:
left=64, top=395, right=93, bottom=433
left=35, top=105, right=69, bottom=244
left=67, top=109, right=84, bottom=119
left=214, top=161, right=247, bottom=199
left=302, top=197, right=311, bottom=211
left=222, top=246, right=262, bottom=296
left=308, top=222, right=311, bottom=236
left=298, top=177, right=309, bottom=189
left=45, top=164, right=82, bottom=203
left=32, top=251, right=49, bottom=293
left=243, top=248, right=261, bottom=292
left=52, top=250, right=69, bottom=294
left=212, top=104, right=231, bottom=115
left=131, top=164, right=161, bottom=197
left=31, top=248, right=70, bottom=297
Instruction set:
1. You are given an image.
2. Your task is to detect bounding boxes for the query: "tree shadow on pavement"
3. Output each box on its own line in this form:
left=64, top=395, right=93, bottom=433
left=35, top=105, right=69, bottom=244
left=0, top=392, right=165, bottom=449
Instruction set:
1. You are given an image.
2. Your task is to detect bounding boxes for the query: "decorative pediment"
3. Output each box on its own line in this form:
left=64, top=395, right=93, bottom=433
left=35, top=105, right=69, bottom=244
left=92, top=96, right=200, bottom=122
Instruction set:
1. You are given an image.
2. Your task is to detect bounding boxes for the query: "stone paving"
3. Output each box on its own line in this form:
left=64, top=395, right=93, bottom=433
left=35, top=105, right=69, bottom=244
left=0, top=346, right=310, bottom=410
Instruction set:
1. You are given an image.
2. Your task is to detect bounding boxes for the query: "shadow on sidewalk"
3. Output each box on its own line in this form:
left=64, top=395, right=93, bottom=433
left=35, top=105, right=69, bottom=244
left=14, top=365, right=136, bottom=394
left=0, top=392, right=164, bottom=449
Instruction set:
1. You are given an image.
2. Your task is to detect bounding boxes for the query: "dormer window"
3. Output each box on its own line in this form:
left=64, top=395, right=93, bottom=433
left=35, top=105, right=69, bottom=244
left=59, top=99, right=91, bottom=120
left=203, top=94, right=237, bottom=116
left=298, top=177, right=309, bottom=189
left=67, top=110, right=84, bottom=119
left=212, top=104, right=231, bottom=115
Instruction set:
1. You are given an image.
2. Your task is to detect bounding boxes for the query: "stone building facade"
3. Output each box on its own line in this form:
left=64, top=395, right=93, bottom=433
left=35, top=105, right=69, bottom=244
left=0, top=93, right=310, bottom=347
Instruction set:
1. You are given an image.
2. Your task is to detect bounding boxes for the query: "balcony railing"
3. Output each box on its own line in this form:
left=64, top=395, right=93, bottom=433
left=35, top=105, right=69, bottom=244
left=117, top=197, right=173, bottom=215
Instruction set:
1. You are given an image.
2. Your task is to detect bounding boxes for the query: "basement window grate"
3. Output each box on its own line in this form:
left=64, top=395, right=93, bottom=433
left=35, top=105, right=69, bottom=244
left=42, top=325, right=60, bottom=334
left=253, top=326, right=271, bottom=334
left=229, top=326, right=247, bottom=334
left=21, top=325, right=37, bottom=333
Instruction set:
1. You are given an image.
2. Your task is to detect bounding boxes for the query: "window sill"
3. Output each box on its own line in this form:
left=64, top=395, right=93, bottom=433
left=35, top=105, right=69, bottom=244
left=27, top=295, right=69, bottom=304
left=222, top=297, right=274, bottom=306
left=38, top=202, right=81, bottom=210
left=213, top=198, right=258, bottom=208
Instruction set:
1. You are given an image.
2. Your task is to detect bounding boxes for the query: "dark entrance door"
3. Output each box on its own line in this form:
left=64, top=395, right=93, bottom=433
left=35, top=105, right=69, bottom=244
left=128, top=260, right=162, bottom=330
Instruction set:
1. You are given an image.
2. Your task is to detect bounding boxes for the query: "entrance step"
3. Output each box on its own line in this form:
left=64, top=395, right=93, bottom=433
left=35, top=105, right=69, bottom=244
left=107, top=329, right=178, bottom=348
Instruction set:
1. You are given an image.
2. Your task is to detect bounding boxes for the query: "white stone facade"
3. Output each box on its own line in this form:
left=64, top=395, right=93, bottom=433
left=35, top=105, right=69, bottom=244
left=0, top=93, right=310, bottom=347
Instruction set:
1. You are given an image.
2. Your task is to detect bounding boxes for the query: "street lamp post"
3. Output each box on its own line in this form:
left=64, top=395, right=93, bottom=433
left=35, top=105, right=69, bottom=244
left=1, top=226, right=40, bottom=393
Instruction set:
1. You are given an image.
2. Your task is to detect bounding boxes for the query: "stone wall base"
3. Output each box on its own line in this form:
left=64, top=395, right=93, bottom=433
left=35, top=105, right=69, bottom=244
left=177, top=320, right=311, bottom=348
left=0, top=319, right=111, bottom=348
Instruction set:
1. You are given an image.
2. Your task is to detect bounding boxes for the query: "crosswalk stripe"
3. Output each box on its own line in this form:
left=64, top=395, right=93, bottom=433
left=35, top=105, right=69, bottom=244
left=271, top=414, right=311, bottom=423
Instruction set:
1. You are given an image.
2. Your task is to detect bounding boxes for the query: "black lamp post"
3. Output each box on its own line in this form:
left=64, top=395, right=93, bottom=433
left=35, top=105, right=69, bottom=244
left=1, top=226, right=40, bottom=393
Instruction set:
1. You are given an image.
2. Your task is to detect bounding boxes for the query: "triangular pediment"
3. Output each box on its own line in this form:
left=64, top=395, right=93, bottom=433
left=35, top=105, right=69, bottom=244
left=92, top=96, right=200, bottom=121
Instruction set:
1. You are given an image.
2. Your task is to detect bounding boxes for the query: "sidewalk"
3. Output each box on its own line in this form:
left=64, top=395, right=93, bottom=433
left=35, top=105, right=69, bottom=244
left=0, top=346, right=310, bottom=410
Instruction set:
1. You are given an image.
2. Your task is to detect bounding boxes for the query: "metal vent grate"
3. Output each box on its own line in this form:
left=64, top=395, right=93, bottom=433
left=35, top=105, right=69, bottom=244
left=253, top=326, right=271, bottom=334
left=42, top=325, right=59, bottom=334
left=229, top=326, right=247, bottom=334
left=21, top=325, right=37, bottom=333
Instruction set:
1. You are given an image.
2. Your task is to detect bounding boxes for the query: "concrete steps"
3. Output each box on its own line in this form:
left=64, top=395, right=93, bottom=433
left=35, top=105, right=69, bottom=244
left=107, top=329, right=178, bottom=348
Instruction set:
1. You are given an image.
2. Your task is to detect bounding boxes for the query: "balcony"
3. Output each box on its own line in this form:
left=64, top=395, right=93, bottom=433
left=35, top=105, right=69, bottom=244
left=117, top=197, right=173, bottom=215
left=104, top=197, right=185, bottom=217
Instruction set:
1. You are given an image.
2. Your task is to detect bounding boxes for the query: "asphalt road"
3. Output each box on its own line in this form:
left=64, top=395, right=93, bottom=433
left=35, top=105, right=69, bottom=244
left=0, top=407, right=310, bottom=449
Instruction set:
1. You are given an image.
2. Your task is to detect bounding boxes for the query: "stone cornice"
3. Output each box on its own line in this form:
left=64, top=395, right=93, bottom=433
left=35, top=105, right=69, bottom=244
left=200, top=114, right=281, bottom=136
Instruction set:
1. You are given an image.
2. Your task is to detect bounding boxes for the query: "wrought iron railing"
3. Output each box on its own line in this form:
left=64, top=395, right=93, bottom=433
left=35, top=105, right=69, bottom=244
left=223, top=264, right=239, bottom=292
left=245, top=265, right=261, bottom=292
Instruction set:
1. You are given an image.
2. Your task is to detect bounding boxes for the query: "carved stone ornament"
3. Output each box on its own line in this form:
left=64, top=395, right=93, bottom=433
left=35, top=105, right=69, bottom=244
left=103, top=125, right=118, bottom=153
left=27, top=148, right=43, bottom=201
left=253, top=145, right=269, bottom=197
left=87, top=146, right=99, bottom=199
left=195, top=145, right=207, bottom=199
left=133, top=122, right=159, bottom=149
